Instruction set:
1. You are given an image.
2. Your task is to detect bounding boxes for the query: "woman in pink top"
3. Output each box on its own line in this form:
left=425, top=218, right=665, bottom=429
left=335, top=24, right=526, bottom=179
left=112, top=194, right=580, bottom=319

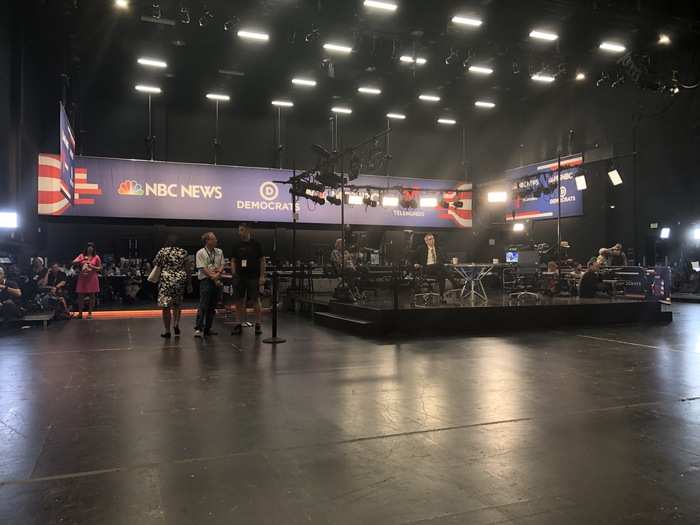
left=72, top=242, right=102, bottom=319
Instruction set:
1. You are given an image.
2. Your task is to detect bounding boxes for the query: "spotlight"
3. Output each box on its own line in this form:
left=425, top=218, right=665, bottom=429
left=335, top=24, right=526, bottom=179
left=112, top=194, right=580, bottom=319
left=115, top=0, right=129, bottom=9
left=576, top=72, right=586, bottom=81
left=327, top=194, right=342, bottom=206
left=468, top=65, right=493, bottom=75
left=451, top=201, right=464, bottom=209
left=0, top=211, right=18, bottom=229
left=419, top=94, right=440, bottom=102
left=531, top=73, right=556, bottom=83
left=323, top=43, right=353, bottom=54
left=600, top=41, right=626, bottom=53
left=358, top=86, right=382, bottom=95
left=206, top=93, right=230, bottom=101
left=382, top=195, right=399, bottom=207
left=658, top=34, right=671, bottom=45
left=364, top=0, right=397, bottom=12
left=292, top=78, right=317, bottom=87
left=608, top=169, right=623, bottom=186
left=487, top=191, right=508, bottom=203
left=137, top=57, right=167, bottom=69
left=420, top=197, right=438, bottom=208
left=386, top=113, right=406, bottom=120
left=237, top=30, right=270, bottom=42
left=363, top=196, right=378, bottom=208
left=575, top=174, right=588, bottom=191
left=660, top=227, right=671, bottom=239
left=513, top=222, right=525, bottom=232
left=474, top=100, right=495, bottom=109
left=178, top=6, right=190, bottom=24
left=529, top=30, right=558, bottom=41
left=452, top=15, right=482, bottom=27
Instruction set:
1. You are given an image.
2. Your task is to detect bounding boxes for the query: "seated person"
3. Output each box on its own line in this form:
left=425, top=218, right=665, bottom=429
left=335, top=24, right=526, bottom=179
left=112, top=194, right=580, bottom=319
left=0, top=266, right=22, bottom=324
left=597, top=248, right=611, bottom=267
left=39, top=262, right=70, bottom=319
left=579, top=260, right=604, bottom=298
left=544, top=261, right=560, bottom=296
left=412, top=233, right=449, bottom=298
left=609, top=243, right=628, bottom=266
left=331, top=239, right=363, bottom=296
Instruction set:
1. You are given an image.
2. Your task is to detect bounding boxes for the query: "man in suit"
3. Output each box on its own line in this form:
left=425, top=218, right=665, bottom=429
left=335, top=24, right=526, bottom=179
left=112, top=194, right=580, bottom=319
left=413, top=233, right=448, bottom=298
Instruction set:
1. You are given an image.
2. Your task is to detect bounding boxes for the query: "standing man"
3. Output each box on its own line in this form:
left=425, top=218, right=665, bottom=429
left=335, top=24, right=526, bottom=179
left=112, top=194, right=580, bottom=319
left=194, top=232, right=224, bottom=338
left=231, top=223, right=265, bottom=335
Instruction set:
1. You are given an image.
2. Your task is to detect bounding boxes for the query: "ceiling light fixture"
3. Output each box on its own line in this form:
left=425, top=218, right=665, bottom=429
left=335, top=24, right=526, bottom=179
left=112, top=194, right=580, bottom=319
left=271, top=100, right=294, bottom=107
left=608, top=169, right=623, bottom=186
left=206, top=93, right=230, bottom=101
left=137, top=57, right=167, bottom=68
left=531, top=73, right=556, bottom=83
left=292, top=78, right=317, bottom=87
left=437, top=118, right=457, bottom=125
left=529, top=30, right=558, bottom=41
left=363, top=0, right=398, bottom=12
left=600, top=41, right=626, bottom=53
left=418, top=94, right=440, bottom=102
left=115, top=0, right=129, bottom=9
left=331, top=106, right=352, bottom=114
left=386, top=113, right=406, bottom=120
left=658, top=34, right=671, bottom=45
left=474, top=100, right=495, bottom=108
left=576, top=72, right=586, bottom=81
left=237, top=30, right=269, bottom=42
left=323, top=43, right=353, bottom=54
left=468, top=65, right=493, bottom=75
left=575, top=174, right=588, bottom=190
left=452, top=15, right=482, bottom=27
left=358, top=86, right=382, bottom=95
left=135, top=84, right=162, bottom=94
left=660, top=227, right=671, bottom=239
left=513, top=223, right=525, bottom=232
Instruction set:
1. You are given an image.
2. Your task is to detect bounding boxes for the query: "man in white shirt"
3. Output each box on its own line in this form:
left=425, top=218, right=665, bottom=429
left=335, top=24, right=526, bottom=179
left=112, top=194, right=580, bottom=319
left=194, top=232, right=224, bottom=337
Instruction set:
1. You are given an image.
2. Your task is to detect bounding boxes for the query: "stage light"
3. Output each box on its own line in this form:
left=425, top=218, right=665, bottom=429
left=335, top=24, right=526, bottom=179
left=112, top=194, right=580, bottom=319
left=178, top=6, right=190, bottom=24
left=575, top=175, right=588, bottom=191
left=600, top=41, right=626, bottom=53
left=348, top=194, right=364, bottom=205
left=271, top=100, right=294, bottom=107
left=452, top=201, right=464, bottom=209
left=358, top=86, right=382, bottom=95
left=386, top=113, right=406, bottom=120
left=135, top=85, right=161, bottom=94
left=115, top=0, right=129, bottom=9
left=237, top=30, right=270, bottom=42
left=531, top=73, right=555, bottom=83
left=452, top=15, right=482, bottom=27
left=0, top=211, right=18, bottom=229
left=399, top=55, right=427, bottom=65
left=468, top=65, right=493, bottom=75
left=658, top=34, right=671, bottom=45
left=326, top=194, right=342, bottom=206
left=576, top=72, right=586, bottom=81
left=364, top=0, right=397, bottom=12
left=419, top=94, right=440, bottom=102
left=415, top=57, right=427, bottom=65
left=487, top=191, right=508, bottom=203
left=420, top=197, right=438, bottom=208
left=292, top=78, right=317, bottom=87
left=323, top=43, right=353, bottom=54
left=529, top=30, right=558, bottom=41
left=693, top=228, right=700, bottom=241
left=382, top=195, right=399, bottom=207
left=608, top=169, right=623, bottom=186
left=659, top=227, right=670, bottom=239
left=437, top=118, right=457, bottom=125
left=363, top=196, right=378, bottom=207
left=331, top=106, right=352, bottom=114
left=513, top=222, right=525, bottom=232
left=137, top=57, right=167, bottom=68
left=474, top=100, right=495, bottom=109
left=650, top=223, right=659, bottom=230
left=206, top=93, right=230, bottom=101
left=400, top=196, right=418, bottom=209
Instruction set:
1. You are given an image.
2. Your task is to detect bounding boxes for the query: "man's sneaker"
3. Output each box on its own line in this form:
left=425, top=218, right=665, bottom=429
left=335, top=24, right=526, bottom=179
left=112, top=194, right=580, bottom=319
left=231, top=324, right=242, bottom=335
left=194, top=330, right=203, bottom=338
left=255, top=323, right=263, bottom=335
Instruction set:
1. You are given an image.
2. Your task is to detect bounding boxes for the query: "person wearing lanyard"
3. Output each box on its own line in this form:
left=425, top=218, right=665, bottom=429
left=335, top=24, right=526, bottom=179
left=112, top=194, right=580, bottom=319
left=231, top=223, right=266, bottom=335
left=194, top=232, right=224, bottom=338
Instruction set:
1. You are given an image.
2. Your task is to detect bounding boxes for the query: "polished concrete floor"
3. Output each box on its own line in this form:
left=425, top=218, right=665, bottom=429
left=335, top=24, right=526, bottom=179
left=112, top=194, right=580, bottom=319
left=0, top=304, right=699, bottom=524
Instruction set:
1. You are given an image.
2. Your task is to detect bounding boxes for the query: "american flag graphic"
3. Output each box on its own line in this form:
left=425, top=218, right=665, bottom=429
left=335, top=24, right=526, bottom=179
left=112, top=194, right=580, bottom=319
left=439, top=183, right=473, bottom=228
left=38, top=154, right=102, bottom=216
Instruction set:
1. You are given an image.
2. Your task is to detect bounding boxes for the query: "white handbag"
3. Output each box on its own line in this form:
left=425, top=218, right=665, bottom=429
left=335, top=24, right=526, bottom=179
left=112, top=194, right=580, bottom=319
left=147, top=265, right=162, bottom=283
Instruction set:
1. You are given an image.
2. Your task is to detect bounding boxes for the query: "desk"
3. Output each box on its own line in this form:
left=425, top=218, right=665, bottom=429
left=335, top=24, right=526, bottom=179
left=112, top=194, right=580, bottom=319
left=448, top=263, right=496, bottom=301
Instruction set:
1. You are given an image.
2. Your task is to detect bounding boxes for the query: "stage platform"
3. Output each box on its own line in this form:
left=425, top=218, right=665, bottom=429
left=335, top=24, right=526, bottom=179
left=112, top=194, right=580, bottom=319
left=289, top=293, right=673, bottom=337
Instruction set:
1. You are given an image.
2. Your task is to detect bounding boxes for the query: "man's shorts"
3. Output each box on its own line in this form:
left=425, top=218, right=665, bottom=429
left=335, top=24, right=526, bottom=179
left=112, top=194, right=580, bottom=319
left=235, top=276, right=260, bottom=301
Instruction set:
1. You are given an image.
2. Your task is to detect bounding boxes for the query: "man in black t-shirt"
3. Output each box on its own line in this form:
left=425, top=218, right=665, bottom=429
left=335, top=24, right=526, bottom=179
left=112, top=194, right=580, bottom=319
left=579, top=260, right=603, bottom=299
left=0, top=266, right=22, bottom=324
left=231, top=224, right=266, bottom=335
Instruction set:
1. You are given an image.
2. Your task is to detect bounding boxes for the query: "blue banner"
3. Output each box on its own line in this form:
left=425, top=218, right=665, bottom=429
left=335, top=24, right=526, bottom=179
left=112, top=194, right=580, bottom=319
left=38, top=155, right=473, bottom=229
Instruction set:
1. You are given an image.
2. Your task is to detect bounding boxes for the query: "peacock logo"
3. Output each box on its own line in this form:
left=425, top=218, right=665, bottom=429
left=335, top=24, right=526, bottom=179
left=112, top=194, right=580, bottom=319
left=117, top=179, right=144, bottom=196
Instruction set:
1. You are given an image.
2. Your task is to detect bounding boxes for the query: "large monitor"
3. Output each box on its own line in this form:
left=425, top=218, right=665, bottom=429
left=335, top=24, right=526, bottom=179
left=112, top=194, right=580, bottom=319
left=506, top=251, right=519, bottom=263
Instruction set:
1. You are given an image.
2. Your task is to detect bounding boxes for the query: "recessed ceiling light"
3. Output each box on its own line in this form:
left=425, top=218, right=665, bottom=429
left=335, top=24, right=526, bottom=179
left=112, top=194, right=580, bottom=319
left=115, top=0, right=129, bottom=9
left=237, top=30, right=270, bottom=42
left=135, top=85, right=162, bottom=94
left=358, top=86, right=382, bottom=95
left=437, top=118, right=457, bottom=125
left=206, top=93, right=230, bottom=101
left=529, top=30, right=558, bottom=41
left=468, top=65, right=493, bottom=75
left=452, top=15, right=482, bottom=27
left=292, top=78, right=317, bottom=87
left=386, top=113, right=406, bottom=120
left=576, top=72, right=586, bottom=81
left=363, top=0, right=397, bottom=12
left=418, top=94, right=441, bottom=102
left=323, top=43, right=353, bottom=54
left=271, top=100, right=294, bottom=107
left=137, top=57, right=167, bottom=68
left=331, top=106, right=352, bottom=114
left=599, top=41, right=626, bottom=53
left=658, top=34, right=671, bottom=45
left=474, top=100, right=495, bottom=108
left=531, top=73, right=556, bottom=83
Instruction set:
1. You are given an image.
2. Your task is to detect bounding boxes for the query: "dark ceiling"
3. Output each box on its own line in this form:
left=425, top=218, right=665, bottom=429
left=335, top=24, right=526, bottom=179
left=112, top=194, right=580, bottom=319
left=32, top=0, right=700, bottom=125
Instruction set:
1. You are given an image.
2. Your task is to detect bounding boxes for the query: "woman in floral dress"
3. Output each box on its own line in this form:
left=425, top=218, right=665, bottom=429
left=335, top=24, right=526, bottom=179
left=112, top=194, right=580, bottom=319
left=153, top=240, right=190, bottom=338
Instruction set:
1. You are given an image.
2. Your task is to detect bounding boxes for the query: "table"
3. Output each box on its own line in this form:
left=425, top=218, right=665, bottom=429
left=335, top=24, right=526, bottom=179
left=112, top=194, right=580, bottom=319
left=448, top=263, right=496, bottom=301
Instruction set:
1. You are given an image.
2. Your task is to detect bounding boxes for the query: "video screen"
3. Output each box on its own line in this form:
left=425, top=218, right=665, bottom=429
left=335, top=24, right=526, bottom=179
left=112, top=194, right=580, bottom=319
left=506, top=251, right=519, bottom=263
